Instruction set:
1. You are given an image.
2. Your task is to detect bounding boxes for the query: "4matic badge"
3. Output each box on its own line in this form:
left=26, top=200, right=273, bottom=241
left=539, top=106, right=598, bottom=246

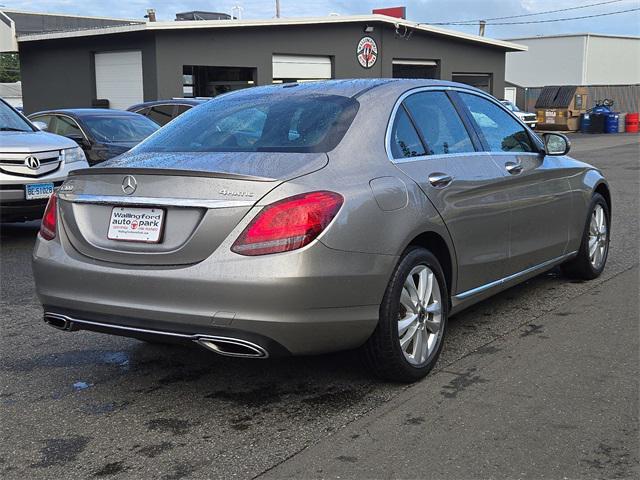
left=357, top=36, right=378, bottom=69
left=219, top=188, right=254, bottom=198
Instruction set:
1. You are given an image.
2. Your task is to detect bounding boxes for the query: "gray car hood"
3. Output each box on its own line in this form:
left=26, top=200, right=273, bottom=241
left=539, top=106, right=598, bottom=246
left=101, top=151, right=329, bottom=181
left=0, top=130, right=78, bottom=153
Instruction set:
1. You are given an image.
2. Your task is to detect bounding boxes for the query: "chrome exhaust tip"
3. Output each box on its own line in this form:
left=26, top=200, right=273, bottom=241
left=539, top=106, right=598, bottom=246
left=43, top=313, right=76, bottom=331
left=195, top=336, right=268, bottom=359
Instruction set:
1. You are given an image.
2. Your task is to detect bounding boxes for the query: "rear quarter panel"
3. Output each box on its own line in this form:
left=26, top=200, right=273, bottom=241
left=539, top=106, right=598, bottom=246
left=254, top=83, right=459, bottom=294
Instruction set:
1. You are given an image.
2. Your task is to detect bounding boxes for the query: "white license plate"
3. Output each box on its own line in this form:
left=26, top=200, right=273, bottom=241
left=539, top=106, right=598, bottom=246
left=25, top=183, right=54, bottom=200
left=107, top=207, right=165, bottom=243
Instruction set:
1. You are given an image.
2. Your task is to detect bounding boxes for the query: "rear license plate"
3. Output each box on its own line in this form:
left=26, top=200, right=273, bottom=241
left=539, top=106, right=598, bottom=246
left=25, top=183, right=54, bottom=200
left=107, top=207, right=165, bottom=243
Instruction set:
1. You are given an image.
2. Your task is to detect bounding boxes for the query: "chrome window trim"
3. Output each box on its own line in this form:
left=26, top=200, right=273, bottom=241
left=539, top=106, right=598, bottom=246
left=385, top=86, right=541, bottom=163
left=454, top=251, right=577, bottom=300
left=58, top=193, right=254, bottom=209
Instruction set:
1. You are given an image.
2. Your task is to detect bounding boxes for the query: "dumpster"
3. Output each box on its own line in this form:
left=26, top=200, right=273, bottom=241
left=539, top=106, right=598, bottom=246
left=535, top=86, right=588, bottom=131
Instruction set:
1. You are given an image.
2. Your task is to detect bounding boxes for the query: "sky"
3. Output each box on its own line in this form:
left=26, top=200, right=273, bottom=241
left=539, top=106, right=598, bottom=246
left=3, top=0, right=640, bottom=38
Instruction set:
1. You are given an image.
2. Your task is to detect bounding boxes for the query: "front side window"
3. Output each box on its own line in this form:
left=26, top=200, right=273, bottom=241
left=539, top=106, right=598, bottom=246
left=403, top=91, right=474, bottom=155
left=458, top=93, right=534, bottom=153
left=134, top=93, right=359, bottom=153
left=53, top=116, right=83, bottom=138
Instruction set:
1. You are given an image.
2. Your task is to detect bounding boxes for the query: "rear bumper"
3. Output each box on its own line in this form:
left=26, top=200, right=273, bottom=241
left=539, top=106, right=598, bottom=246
left=33, top=229, right=396, bottom=355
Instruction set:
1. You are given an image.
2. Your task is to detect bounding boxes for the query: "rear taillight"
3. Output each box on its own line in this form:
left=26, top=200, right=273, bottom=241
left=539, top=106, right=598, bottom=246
left=40, top=192, right=57, bottom=241
left=231, top=191, right=343, bottom=256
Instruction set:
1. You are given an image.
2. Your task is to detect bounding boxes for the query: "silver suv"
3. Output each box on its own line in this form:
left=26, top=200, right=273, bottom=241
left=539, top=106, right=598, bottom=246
left=0, top=98, right=89, bottom=222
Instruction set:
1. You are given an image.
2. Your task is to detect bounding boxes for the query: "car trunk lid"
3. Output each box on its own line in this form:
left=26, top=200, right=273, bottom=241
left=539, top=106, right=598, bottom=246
left=58, top=151, right=327, bottom=265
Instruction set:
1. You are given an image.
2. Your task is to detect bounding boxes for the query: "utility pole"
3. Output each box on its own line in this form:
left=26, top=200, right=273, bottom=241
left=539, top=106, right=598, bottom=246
left=275, top=0, right=281, bottom=18
left=478, top=20, right=486, bottom=36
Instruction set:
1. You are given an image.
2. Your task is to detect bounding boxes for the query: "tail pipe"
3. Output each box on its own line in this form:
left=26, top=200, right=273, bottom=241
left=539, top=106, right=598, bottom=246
left=42, top=312, right=269, bottom=359
left=43, top=313, right=77, bottom=331
left=195, top=336, right=268, bottom=359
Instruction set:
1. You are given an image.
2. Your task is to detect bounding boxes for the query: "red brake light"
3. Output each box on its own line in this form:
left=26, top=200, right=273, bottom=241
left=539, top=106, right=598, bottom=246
left=231, top=191, right=343, bottom=256
left=40, top=192, right=57, bottom=241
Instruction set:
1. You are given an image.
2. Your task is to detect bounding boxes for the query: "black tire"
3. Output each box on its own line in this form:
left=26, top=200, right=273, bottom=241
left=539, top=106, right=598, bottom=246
left=362, top=247, right=449, bottom=383
left=562, top=193, right=610, bottom=280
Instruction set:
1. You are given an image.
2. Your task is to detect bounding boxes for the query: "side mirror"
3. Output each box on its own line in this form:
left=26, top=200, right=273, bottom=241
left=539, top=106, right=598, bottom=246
left=543, top=133, right=571, bottom=156
left=32, top=121, right=48, bottom=131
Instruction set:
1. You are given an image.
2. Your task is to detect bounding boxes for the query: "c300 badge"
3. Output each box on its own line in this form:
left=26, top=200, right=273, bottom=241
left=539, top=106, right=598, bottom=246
left=357, top=36, right=378, bottom=69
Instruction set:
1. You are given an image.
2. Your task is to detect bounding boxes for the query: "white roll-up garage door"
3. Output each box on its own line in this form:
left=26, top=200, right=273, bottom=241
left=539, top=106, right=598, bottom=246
left=95, top=51, right=143, bottom=110
left=272, top=55, right=332, bottom=81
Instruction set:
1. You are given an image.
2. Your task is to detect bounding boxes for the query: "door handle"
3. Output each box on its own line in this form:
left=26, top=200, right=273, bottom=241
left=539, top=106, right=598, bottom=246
left=428, top=173, right=453, bottom=188
left=505, top=162, right=524, bottom=175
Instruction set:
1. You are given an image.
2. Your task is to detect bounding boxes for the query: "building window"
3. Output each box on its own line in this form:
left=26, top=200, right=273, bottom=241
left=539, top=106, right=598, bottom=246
left=272, top=55, right=333, bottom=83
left=452, top=73, right=493, bottom=94
left=182, top=66, right=256, bottom=98
left=392, top=59, right=440, bottom=79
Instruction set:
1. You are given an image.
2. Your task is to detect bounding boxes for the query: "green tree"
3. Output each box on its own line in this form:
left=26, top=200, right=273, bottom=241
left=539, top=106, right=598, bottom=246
left=0, top=53, right=20, bottom=83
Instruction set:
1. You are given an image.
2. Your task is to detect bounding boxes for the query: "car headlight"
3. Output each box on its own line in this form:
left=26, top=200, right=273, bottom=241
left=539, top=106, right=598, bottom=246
left=62, top=146, right=86, bottom=164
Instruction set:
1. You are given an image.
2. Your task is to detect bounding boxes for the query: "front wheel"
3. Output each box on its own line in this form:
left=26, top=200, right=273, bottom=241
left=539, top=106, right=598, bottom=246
left=562, top=193, right=610, bottom=280
left=362, top=247, right=448, bottom=383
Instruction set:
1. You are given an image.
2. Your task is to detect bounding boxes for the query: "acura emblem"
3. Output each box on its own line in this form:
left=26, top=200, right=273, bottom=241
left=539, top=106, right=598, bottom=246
left=121, top=175, right=137, bottom=195
left=25, top=156, right=40, bottom=170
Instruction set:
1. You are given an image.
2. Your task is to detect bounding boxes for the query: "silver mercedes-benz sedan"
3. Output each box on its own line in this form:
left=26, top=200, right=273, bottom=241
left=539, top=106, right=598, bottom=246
left=32, top=79, right=610, bottom=382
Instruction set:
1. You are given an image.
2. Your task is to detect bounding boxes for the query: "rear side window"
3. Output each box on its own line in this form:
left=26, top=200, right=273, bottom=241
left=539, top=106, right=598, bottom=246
left=134, top=93, right=359, bottom=153
left=403, top=91, right=474, bottom=155
left=458, top=93, right=534, bottom=153
left=390, top=107, right=425, bottom=159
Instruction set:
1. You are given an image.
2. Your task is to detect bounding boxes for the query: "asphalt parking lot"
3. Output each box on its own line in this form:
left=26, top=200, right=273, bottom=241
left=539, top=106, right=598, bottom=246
left=1, top=133, right=638, bottom=480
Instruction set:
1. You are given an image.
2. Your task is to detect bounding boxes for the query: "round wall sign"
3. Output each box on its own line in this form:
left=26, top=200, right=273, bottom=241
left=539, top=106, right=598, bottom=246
left=357, top=36, right=378, bottom=69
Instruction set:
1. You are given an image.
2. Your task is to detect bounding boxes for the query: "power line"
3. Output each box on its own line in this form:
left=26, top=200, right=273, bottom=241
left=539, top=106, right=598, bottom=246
left=426, top=6, right=640, bottom=26
left=434, top=0, right=628, bottom=25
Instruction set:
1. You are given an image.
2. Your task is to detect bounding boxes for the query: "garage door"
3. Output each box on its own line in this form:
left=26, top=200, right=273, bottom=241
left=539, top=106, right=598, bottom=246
left=272, top=55, right=332, bottom=82
left=95, top=51, right=143, bottom=110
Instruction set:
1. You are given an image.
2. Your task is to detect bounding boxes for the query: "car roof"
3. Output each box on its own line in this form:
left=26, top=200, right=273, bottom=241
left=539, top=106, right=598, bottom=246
left=127, top=99, right=207, bottom=111
left=216, top=79, right=489, bottom=101
left=29, top=108, right=144, bottom=118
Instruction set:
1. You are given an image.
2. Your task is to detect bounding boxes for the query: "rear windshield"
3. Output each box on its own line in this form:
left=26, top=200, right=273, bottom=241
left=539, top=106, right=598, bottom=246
left=133, top=93, right=359, bottom=153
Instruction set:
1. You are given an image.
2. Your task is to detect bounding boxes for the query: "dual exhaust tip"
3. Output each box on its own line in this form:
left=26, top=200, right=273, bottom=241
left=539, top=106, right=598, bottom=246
left=43, top=313, right=268, bottom=359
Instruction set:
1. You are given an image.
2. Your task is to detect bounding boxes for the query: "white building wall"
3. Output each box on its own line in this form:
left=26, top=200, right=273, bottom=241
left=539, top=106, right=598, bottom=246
left=505, top=36, right=585, bottom=87
left=585, top=36, right=640, bottom=85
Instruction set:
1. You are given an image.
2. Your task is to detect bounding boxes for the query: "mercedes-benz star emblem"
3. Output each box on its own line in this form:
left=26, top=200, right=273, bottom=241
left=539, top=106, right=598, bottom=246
left=24, top=156, right=40, bottom=170
left=121, top=175, right=137, bottom=195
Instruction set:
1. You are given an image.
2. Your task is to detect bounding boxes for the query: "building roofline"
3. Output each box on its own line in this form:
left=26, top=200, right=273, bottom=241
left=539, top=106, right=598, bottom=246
left=15, top=14, right=527, bottom=51
left=504, top=33, right=640, bottom=41
left=0, top=7, right=142, bottom=23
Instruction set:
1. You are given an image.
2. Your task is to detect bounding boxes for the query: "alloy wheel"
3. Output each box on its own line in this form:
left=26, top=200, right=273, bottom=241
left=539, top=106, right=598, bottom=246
left=588, top=204, right=608, bottom=269
left=398, top=265, right=443, bottom=365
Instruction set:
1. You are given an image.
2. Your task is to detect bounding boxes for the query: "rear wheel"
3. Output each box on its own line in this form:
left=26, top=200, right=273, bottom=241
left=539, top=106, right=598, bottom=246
left=562, top=193, right=610, bottom=280
left=362, top=247, right=448, bottom=382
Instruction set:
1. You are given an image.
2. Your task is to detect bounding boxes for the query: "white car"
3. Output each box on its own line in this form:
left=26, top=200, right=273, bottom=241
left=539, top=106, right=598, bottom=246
left=501, top=100, right=536, bottom=129
left=0, top=98, right=89, bottom=222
